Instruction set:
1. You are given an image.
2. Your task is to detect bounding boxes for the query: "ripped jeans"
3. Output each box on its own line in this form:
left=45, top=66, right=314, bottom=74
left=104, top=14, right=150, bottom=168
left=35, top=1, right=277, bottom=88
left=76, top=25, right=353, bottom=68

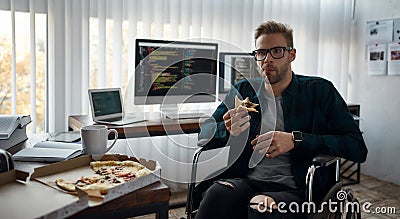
left=195, top=178, right=304, bottom=219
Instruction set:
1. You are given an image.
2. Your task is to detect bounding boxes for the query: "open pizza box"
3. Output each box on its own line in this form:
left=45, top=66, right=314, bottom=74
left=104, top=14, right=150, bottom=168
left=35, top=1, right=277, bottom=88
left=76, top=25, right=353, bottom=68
left=0, top=169, right=88, bottom=219
left=30, top=154, right=161, bottom=207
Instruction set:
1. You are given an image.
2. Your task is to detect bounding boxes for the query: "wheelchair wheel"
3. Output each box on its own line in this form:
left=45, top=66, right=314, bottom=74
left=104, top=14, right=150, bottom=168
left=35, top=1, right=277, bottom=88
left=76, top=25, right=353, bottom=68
left=344, top=197, right=361, bottom=219
left=343, top=189, right=361, bottom=219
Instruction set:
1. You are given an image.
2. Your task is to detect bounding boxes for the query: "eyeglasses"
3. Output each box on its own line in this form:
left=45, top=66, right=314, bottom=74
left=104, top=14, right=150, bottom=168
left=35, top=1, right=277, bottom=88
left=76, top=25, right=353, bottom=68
left=251, top=46, right=293, bottom=61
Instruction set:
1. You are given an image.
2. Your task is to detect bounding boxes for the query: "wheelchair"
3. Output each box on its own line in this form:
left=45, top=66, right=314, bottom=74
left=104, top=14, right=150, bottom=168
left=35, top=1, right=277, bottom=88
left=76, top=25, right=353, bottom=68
left=182, top=139, right=362, bottom=219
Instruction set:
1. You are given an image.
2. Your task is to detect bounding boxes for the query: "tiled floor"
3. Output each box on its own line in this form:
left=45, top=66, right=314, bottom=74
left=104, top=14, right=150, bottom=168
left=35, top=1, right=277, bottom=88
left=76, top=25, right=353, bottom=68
left=133, top=174, right=400, bottom=219
left=348, top=174, right=400, bottom=219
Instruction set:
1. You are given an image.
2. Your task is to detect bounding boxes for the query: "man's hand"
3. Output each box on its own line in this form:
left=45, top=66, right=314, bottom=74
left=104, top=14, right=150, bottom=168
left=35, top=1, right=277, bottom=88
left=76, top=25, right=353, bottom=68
left=223, top=106, right=251, bottom=136
left=251, top=131, right=294, bottom=158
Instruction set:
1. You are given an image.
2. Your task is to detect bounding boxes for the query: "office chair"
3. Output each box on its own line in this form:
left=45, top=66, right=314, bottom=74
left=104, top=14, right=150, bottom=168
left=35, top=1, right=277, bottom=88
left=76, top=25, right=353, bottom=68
left=182, top=141, right=361, bottom=219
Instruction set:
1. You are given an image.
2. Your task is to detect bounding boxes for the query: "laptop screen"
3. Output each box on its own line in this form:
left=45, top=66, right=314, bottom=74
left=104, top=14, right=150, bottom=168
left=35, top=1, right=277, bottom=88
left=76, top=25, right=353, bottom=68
left=91, top=90, right=123, bottom=117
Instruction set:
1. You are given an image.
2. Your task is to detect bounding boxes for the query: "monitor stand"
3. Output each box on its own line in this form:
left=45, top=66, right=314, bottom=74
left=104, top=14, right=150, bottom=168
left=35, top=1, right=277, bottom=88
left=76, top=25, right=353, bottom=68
left=160, top=104, right=179, bottom=113
left=160, top=104, right=205, bottom=120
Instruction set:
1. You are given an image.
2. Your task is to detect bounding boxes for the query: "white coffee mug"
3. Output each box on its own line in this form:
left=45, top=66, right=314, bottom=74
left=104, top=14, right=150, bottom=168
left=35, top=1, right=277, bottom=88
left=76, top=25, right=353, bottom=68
left=80, top=125, right=118, bottom=155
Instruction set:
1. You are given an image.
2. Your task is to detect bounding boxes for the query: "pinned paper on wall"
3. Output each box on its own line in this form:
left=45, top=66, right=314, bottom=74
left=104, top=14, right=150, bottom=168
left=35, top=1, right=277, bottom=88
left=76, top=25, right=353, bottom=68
left=366, top=20, right=393, bottom=44
left=367, top=44, right=387, bottom=75
left=388, top=42, right=400, bottom=75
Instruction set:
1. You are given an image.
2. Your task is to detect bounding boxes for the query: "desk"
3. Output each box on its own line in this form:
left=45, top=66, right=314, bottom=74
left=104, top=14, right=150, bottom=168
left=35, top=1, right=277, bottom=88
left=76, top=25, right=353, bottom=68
left=69, top=112, right=210, bottom=138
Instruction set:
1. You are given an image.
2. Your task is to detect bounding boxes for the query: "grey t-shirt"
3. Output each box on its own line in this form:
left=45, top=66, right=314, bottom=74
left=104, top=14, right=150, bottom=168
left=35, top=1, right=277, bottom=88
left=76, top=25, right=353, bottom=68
left=248, top=94, right=297, bottom=189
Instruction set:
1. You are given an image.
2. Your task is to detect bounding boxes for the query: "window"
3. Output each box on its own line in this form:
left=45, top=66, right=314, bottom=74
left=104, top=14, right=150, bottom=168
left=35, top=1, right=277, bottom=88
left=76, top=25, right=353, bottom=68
left=0, top=2, right=47, bottom=133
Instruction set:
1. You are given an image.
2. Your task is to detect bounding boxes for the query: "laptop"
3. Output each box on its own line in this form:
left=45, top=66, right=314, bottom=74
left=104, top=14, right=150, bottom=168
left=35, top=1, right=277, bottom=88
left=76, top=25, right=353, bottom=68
left=88, top=88, right=146, bottom=126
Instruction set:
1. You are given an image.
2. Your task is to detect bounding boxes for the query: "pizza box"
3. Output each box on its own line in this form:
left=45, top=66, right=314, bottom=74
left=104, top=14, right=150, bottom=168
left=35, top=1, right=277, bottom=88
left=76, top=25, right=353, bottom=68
left=30, top=154, right=161, bottom=207
left=0, top=169, right=88, bottom=219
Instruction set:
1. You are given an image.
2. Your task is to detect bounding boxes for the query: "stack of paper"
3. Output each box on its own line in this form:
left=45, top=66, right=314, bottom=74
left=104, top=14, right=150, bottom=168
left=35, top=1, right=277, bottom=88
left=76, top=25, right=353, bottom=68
left=0, top=115, right=31, bottom=150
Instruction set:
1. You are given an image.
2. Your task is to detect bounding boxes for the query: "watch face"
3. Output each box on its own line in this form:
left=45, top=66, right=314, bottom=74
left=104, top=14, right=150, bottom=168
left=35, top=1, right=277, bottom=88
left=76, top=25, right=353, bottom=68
left=293, top=131, right=302, bottom=141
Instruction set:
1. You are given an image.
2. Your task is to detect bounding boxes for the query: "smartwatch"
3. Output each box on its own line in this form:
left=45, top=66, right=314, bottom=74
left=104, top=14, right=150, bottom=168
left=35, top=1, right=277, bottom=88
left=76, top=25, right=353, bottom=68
left=292, top=131, right=303, bottom=147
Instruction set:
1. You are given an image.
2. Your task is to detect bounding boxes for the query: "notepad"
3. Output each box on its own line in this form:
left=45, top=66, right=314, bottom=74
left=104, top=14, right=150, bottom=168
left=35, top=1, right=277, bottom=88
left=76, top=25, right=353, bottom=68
left=13, top=141, right=83, bottom=162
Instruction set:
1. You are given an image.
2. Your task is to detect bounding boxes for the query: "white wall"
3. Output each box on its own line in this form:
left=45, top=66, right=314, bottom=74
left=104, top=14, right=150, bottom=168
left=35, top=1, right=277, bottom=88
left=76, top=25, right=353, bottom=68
left=348, top=0, right=400, bottom=185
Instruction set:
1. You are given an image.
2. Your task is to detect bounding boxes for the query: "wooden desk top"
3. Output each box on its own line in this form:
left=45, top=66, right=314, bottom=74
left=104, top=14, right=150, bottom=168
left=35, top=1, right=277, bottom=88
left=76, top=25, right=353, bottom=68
left=69, top=112, right=212, bottom=138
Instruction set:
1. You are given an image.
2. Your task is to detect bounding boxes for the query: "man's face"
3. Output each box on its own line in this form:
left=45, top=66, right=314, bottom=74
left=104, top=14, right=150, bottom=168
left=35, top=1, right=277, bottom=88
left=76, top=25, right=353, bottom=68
left=255, top=33, right=295, bottom=84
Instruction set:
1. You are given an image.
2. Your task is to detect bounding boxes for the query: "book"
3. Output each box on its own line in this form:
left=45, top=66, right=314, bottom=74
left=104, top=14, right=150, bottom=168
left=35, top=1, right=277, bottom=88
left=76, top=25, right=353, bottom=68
left=0, top=115, right=31, bottom=150
left=12, top=141, right=83, bottom=162
left=0, top=115, right=31, bottom=139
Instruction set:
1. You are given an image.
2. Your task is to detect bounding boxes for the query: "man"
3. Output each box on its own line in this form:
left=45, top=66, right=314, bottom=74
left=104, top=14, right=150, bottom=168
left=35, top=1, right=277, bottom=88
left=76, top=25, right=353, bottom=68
left=194, top=21, right=367, bottom=219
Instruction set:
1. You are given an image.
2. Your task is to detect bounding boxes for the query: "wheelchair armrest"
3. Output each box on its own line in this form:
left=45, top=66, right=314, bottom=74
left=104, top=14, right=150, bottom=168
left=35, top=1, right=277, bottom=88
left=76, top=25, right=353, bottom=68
left=307, top=154, right=341, bottom=203
left=197, top=138, right=228, bottom=151
left=312, top=154, right=340, bottom=167
left=185, top=139, right=229, bottom=219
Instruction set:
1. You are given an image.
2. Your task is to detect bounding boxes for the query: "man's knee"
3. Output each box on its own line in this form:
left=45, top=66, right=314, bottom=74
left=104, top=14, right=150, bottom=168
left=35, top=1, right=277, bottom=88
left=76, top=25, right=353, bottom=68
left=249, top=195, right=278, bottom=212
left=197, top=180, right=250, bottom=219
left=203, top=181, right=237, bottom=200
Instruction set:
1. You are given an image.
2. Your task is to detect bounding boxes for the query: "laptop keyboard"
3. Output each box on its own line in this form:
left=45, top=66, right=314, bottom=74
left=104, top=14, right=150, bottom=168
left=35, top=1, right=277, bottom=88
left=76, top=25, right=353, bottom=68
left=103, top=117, right=123, bottom=122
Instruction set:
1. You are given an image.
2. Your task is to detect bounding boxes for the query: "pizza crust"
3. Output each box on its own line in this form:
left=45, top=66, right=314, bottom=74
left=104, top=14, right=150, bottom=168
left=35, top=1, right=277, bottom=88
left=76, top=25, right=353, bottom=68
left=55, top=179, right=76, bottom=192
left=90, top=160, right=145, bottom=170
left=78, top=183, right=112, bottom=195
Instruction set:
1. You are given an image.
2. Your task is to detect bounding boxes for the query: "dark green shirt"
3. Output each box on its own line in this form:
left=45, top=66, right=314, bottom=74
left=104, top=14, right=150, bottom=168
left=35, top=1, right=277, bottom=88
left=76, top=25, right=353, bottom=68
left=198, top=72, right=367, bottom=194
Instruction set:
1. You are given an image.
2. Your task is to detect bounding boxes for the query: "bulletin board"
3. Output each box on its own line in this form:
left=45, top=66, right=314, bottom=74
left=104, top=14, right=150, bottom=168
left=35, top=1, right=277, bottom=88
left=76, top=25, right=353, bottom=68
left=366, top=18, right=400, bottom=76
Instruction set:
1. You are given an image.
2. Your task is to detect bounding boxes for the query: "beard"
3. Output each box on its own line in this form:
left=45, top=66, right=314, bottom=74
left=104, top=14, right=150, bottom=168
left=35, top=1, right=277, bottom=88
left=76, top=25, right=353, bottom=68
left=265, top=70, right=281, bottom=84
left=261, top=61, right=290, bottom=85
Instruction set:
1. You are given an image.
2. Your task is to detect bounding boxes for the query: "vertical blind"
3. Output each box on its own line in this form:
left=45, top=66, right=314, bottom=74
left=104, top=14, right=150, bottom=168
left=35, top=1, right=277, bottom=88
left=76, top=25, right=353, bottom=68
left=1, top=0, right=354, bottom=188
left=29, top=0, right=36, bottom=133
left=46, top=0, right=353, bottom=132
left=0, top=0, right=354, bottom=133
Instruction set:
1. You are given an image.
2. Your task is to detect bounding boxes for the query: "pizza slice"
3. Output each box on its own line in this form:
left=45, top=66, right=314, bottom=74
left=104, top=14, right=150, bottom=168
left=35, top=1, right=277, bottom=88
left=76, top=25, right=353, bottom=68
left=235, top=96, right=259, bottom=112
left=90, top=160, right=151, bottom=182
left=55, top=160, right=152, bottom=195
left=55, top=176, right=115, bottom=195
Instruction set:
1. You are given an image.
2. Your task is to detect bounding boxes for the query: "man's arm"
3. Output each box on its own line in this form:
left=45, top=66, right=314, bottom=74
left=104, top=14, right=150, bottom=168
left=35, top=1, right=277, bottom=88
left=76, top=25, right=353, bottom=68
left=197, top=103, right=230, bottom=148
left=292, top=82, right=367, bottom=163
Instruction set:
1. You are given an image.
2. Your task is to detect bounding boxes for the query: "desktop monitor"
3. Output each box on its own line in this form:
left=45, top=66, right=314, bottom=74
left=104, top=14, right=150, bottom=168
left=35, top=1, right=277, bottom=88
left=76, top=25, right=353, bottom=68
left=218, top=52, right=259, bottom=98
left=134, top=39, right=218, bottom=106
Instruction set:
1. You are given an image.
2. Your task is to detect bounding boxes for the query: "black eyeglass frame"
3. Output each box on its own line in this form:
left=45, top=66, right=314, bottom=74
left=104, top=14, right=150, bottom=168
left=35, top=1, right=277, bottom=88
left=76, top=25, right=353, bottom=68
left=251, top=46, right=293, bottom=60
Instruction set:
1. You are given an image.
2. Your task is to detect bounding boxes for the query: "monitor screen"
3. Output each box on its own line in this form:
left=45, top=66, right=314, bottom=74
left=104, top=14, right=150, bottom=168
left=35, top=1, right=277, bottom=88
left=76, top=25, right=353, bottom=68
left=134, top=39, right=218, bottom=105
left=219, top=52, right=259, bottom=95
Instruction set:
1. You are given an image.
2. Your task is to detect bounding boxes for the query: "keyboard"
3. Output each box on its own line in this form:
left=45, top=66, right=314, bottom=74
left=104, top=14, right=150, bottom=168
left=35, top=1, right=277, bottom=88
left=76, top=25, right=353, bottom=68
left=97, top=116, right=146, bottom=125
left=103, top=117, right=123, bottom=122
left=164, top=112, right=206, bottom=120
